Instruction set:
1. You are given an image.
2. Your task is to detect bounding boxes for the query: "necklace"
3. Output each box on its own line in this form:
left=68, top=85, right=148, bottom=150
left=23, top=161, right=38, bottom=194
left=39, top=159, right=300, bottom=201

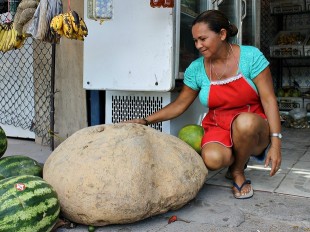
left=210, top=44, right=231, bottom=80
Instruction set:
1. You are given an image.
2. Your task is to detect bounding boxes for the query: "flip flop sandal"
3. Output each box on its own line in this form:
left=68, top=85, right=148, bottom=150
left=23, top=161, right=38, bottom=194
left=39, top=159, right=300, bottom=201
left=232, top=179, right=254, bottom=199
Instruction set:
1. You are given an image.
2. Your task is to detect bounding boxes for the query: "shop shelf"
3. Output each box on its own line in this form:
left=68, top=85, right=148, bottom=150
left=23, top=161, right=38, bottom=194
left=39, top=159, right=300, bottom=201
left=304, top=35, right=310, bottom=57
left=270, top=30, right=308, bottom=58
left=277, top=97, right=303, bottom=111
left=270, top=0, right=306, bottom=14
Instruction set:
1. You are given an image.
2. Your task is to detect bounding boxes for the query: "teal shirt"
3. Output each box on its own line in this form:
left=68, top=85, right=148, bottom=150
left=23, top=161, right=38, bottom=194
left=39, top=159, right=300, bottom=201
left=183, top=45, right=270, bottom=107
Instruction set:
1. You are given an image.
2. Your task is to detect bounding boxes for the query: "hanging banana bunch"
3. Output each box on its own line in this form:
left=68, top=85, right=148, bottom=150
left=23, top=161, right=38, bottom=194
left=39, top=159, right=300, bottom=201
left=0, top=22, right=27, bottom=53
left=50, top=10, right=88, bottom=41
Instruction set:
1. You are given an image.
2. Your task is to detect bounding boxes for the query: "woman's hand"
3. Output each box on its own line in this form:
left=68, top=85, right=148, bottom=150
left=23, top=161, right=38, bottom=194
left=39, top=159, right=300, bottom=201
left=264, top=144, right=282, bottom=177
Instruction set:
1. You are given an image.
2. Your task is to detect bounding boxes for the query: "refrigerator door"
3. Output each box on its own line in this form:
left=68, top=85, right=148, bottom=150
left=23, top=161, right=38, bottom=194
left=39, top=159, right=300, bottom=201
left=83, top=0, right=177, bottom=91
left=215, top=0, right=260, bottom=47
left=242, top=0, right=260, bottom=48
left=214, top=0, right=244, bottom=44
left=178, top=0, right=213, bottom=77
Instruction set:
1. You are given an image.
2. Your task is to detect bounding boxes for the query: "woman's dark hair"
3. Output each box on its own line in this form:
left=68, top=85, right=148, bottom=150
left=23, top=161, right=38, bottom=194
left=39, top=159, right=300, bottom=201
left=192, top=10, right=238, bottom=39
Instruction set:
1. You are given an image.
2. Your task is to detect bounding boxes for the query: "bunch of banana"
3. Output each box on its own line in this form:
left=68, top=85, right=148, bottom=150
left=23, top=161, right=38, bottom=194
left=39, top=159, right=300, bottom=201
left=0, top=22, right=26, bottom=52
left=50, top=10, right=88, bottom=41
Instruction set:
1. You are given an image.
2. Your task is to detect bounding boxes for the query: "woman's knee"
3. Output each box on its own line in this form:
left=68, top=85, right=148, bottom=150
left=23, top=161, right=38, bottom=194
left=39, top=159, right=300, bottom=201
left=201, top=149, right=232, bottom=170
left=233, top=113, right=261, bottom=135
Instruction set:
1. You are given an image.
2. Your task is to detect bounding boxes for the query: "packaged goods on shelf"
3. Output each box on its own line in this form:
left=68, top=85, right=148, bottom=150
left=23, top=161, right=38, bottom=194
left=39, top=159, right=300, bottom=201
left=278, top=97, right=310, bottom=111
left=270, top=0, right=306, bottom=14
left=270, top=30, right=308, bottom=58
left=278, top=97, right=303, bottom=111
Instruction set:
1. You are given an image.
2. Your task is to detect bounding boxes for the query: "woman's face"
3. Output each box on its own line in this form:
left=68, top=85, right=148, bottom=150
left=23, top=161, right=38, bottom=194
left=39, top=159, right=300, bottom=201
left=192, top=22, right=226, bottom=59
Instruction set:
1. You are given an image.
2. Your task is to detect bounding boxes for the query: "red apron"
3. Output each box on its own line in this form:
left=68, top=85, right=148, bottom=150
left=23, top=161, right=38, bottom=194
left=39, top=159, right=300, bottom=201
left=201, top=74, right=267, bottom=147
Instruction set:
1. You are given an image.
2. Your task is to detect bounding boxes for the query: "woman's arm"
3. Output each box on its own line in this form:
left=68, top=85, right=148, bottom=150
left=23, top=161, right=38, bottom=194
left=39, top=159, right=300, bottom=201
left=253, top=67, right=282, bottom=176
left=125, top=85, right=199, bottom=125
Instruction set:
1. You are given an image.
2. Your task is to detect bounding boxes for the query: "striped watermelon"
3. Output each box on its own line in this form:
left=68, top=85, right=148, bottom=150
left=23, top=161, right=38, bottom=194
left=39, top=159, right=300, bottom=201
left=0, top=155, right=43, bottom=178
left=0, top=175, right=60, bottom=232
left=0, top=126, right=7, bottom=158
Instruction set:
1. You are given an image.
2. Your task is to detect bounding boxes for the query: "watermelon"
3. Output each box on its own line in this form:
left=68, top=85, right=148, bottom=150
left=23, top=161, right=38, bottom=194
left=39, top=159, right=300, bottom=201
left=0, top=175, right=60, bottom=232
left=0, top=126, right=8, bottom=158
left=178, top=124, right=204, bottom=154
left=0, top=155, right=43, bottom=178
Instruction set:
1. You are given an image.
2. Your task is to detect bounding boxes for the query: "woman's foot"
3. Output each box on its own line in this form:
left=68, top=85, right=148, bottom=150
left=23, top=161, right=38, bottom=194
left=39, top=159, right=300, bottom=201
left=225, top=159, right=249, bottom=180
left=231, top=170, right=253, bottom=199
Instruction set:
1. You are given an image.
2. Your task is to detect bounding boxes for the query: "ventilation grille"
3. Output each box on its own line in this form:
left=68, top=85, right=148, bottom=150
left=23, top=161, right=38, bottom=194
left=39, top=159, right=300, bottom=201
left=111, top=95, right=163, bottom=131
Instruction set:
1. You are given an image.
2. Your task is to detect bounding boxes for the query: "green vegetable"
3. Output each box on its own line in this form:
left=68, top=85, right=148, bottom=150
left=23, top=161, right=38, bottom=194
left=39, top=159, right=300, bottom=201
left=0, top=155, right=43, bottom=178
left=0, top=175, right=60, bottom=232
left=178, top=124, right=204, bottom=154
left=0, top=126, right=7, bottom=158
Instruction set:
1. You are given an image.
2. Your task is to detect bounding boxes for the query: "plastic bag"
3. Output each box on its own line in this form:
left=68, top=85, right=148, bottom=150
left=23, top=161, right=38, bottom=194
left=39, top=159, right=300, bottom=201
left=26, top=0, right=62, bottom=43
left=289, top=108, right=307, bottom=120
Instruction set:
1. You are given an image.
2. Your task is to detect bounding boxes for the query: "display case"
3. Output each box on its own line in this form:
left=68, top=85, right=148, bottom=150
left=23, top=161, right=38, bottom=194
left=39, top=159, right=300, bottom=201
left=269, top=4, right=310, bottom=116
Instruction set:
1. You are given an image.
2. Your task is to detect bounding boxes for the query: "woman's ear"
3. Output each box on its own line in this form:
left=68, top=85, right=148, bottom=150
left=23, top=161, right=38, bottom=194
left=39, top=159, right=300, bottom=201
left=220, top=29, right=227, bottom=41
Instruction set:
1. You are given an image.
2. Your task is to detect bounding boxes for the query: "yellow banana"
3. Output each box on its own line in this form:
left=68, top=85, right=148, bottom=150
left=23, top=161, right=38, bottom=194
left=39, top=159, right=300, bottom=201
left=0, top=28, right=5, bottom=42
left=63, top=12, right=74, bottom=38
left=50, top=14, right=63, bottom=32
left=8, top=29, right=17, bottom=51
left=69, top=10, right=80, bottom=33
left=1, top=30, right=10, bottom=52
left=1, top=30, right=9, bottom=52
left=3, top=29, right=13, bottom=52
left=76, top=33, right=84, bottom=41
left=56, top=28, right=64, bottom=36
left=79, top=17, right=88, bottom=37
left=69, top=33, right=78, bottom=40
left=0, top=30, right=6, bottom=51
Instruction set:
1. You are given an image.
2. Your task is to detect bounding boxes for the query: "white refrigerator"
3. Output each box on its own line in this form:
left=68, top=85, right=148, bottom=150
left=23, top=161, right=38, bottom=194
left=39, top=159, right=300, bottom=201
left=83, top=0, right=261, bottom=135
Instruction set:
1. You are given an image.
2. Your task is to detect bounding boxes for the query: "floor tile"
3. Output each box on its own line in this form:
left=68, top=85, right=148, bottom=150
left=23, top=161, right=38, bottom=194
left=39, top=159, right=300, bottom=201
left=205, top=169, right=222, bottom=181
left=248, top=159, right=296, bottom=175
left=242, top=166, right=285, bottom=192
left=300, top=150, right=310, bottom=162
left=281, top=148, right=306, bottom=161
left=205, top=168, right=231, bottom=188
left=275, top=161, right=310, bottom=197
left=206, top=159, right=296, bottom=193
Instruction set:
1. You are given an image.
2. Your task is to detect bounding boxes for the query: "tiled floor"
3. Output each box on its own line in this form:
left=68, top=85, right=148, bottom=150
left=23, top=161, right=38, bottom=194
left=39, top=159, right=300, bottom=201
left=206, top=127, right=310, bottom=198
